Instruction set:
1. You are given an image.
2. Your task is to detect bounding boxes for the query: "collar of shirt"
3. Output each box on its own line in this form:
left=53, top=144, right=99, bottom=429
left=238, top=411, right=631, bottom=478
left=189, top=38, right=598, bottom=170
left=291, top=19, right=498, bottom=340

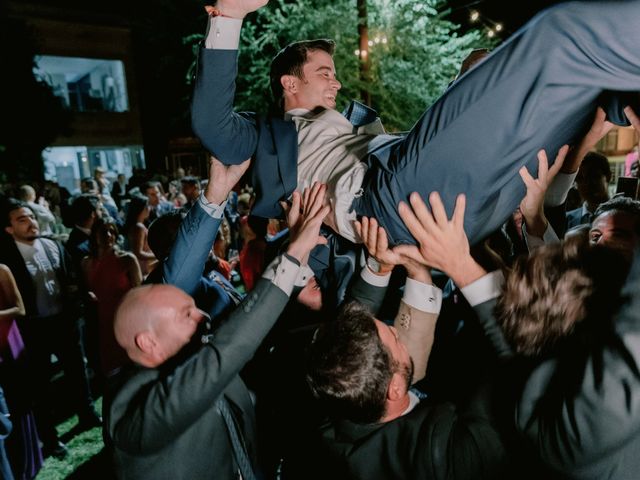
left=15, top=238, right=38, bottom=259
left=284, top=108, right=312, bottom=121
left=401, top=390, right=420, bottom=416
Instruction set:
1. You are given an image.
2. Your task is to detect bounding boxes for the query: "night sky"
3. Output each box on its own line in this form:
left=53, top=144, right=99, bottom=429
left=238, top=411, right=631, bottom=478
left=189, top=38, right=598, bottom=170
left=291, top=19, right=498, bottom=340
left=447, top=0, right=563, bottom=39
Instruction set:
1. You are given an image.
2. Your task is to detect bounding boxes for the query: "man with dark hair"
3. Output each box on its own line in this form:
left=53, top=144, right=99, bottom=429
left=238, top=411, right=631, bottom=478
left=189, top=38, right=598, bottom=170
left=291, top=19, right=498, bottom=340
left=305, top=269, right=505, bottom=480
left=0, top=199, right=100, bottom=459
left=566, top=152, right=612, bottom=228
left=268, top=39, right=336, bottom=113
left=308, top=302, right=413, bottom=425
left=66, top=194, right=102, bottom=271
left=180, top=175, right=201, bottom=208
left=589, top=195, right=640, bottom=260
left=193, top=0, right=640, bottom=248
left=141, top=180, right=174, bottom=223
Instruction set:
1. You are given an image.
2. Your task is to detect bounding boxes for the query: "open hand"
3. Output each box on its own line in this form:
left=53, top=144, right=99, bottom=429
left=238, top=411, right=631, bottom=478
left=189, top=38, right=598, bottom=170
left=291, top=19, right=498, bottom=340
left=204, top=155, right=250, bottom=205
left=286, top=183, right=330, bottom=265
left=355, top=217, right=396, bottom=275
left=395, top=192, right=485, bottom=287
left=518, top=145, right=568, bottom=236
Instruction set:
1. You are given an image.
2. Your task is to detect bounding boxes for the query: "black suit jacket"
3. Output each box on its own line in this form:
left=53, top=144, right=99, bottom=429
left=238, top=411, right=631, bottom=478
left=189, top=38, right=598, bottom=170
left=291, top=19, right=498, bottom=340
left=306, top=391, right=506, bottom=480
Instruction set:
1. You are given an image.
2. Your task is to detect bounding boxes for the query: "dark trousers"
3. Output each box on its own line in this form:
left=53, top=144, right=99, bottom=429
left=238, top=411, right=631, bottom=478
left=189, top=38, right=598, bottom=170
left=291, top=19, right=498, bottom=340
left=356, top=0, right=640, bottom=245
left=18, top=313, right=94, bottom=446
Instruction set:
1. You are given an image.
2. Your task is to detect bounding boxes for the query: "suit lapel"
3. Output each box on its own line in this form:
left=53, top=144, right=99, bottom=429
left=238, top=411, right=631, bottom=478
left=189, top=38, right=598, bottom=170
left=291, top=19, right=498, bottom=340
left=270, top=117, right=299, bottom=201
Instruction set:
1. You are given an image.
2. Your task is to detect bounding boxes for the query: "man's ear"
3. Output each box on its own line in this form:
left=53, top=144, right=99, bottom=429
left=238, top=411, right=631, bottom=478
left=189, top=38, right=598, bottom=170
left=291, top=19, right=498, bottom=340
left=4, top=226, right=13, bottom=236
left=135, top=331, right=156, bottom=356
left=386, top=372, right=406, bottom=402
left=280, top=75, right=298, bottom=94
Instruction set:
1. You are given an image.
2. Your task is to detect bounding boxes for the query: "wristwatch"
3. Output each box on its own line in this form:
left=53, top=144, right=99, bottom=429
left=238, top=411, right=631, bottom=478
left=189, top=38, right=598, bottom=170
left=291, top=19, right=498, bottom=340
left=366, top=256, right=382, bottom=274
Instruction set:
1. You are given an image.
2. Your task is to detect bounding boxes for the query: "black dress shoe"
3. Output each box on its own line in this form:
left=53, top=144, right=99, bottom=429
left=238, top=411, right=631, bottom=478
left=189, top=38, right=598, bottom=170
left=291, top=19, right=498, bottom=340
left=43, top=440, right=69, bottom=460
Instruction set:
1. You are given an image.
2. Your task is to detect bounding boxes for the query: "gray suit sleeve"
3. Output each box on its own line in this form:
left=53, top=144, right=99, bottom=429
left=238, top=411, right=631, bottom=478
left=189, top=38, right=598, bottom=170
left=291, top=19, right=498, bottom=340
left=108, top=278, right=289, bottom=454
left=517, top=247, right=640, bottom=474
left=472, top=299, right=514, bottom=360
left=345, top=269, right=388, bottom=314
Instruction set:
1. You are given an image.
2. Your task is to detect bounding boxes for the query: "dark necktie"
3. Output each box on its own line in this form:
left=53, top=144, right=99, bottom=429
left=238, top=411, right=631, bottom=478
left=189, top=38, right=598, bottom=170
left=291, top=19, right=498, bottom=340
left=216, top=396, right=256, bottom=480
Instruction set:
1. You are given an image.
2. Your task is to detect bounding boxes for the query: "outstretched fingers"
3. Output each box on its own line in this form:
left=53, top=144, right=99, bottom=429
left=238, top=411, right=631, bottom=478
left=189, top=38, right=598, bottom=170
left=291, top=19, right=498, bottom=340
left=548, top=145, right=569, bottom=178
left=427, top=192, right=449, bottom=226
left=452, top=194, right=466, bottom=230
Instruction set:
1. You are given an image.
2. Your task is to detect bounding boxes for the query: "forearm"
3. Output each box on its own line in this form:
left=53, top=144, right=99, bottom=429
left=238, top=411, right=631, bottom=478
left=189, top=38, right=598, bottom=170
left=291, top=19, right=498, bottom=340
left=0, top=307, right=23, bottom=322
left=191, top=42, right=258, bottom=163
left=462, top=272, right=514, bottom=359
left=396, top=277, right=442, bottom=383
left=162, top=199, right=223, bottom=295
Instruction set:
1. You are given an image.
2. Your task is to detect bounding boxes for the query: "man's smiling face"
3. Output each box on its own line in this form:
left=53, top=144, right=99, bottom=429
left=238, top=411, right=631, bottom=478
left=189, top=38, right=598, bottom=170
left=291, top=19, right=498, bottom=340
left=289, top=49, right=341, bottom=111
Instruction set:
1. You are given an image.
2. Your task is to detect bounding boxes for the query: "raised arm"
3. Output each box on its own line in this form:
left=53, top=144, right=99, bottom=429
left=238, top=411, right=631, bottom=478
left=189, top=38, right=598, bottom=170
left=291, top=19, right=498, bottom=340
left=162, top=156, right=250, bottom=295
left=518, top=146, right=567, bottom=246
left=354, top=216, right=442, bottom=384
left=395, top=192, right=513, bottom=359
left=109, top=180, right=329, bottom=454
left=191, top=3, right=268, bottom=164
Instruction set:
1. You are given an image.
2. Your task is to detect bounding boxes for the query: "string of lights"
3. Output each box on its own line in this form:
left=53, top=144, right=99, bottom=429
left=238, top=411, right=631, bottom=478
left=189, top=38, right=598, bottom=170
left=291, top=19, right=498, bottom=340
left=468, top=8, right=505, bottom=39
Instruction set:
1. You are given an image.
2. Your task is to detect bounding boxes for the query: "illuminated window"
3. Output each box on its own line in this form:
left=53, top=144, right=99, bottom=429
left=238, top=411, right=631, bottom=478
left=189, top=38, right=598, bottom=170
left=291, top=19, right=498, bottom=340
left=34, top=56, right=129, bottom=113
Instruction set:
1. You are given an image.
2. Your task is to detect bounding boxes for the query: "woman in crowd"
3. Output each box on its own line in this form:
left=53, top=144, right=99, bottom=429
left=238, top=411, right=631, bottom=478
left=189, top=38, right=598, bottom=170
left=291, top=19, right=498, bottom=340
left=123, top=194, right=157, bottom=277
left=82, top=217, right=142, bottom=377
left=0, top=264, right=42, bottom=480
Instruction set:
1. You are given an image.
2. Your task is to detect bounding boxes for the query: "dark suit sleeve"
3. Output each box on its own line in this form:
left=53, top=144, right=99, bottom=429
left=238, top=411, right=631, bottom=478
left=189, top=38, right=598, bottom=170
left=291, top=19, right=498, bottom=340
left=162, top=201, right=221, bottom=296
left=345, top=268, right=388, bottom=314
left=191, top=47, right=259, bottom=164
left=517, top=247, right=640, bottom=473
left=472, top=299, right=514, bottom=360
left=108, top=277, right=289, bottom=454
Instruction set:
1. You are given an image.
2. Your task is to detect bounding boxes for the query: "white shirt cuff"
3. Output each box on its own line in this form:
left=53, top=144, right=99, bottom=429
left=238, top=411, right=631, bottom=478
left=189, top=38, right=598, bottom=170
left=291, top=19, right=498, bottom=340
left=360, top=265, right=391, bottom=287
left=460, top=270, right=505, bottom=307
left=261, top=254, right=301, bottom=297
left=402, top=278, right=442, bottom=314
left=545, top=171, right=578, bottom=207
left=295, top=265, right=315, bottom=288
left=198, top=193, right=227, bottom=219
left=204, top=16, right=243, bottom=50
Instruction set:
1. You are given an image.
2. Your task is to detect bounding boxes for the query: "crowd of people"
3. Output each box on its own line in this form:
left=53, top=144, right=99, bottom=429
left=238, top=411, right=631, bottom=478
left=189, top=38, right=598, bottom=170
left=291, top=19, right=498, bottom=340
left=0, top=158, right=278, bottom=478
left=2, top=0, right=640, bottom=479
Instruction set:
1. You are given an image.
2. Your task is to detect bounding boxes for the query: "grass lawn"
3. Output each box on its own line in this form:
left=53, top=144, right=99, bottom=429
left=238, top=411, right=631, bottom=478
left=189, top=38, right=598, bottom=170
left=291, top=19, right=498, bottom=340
left=36, top=398, right=113, bottom=480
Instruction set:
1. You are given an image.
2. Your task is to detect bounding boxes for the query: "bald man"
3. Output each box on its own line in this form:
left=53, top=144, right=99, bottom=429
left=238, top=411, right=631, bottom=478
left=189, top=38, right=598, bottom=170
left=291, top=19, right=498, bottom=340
left=104, top=183, right=330, bottom=480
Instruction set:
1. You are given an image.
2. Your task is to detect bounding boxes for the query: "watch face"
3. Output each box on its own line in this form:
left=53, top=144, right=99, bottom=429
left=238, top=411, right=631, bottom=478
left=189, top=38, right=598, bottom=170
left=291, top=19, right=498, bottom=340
left=367, top=256, right=381, bottom=273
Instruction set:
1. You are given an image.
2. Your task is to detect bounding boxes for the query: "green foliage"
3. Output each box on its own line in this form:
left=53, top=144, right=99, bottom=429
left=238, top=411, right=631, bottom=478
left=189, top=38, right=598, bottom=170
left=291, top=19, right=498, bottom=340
left=184, top=0, right=494, bottom=131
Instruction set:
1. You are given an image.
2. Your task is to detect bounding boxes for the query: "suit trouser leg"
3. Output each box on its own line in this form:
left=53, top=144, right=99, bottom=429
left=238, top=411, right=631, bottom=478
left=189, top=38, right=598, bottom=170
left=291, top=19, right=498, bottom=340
left=356, top=0, right=640, bottom=245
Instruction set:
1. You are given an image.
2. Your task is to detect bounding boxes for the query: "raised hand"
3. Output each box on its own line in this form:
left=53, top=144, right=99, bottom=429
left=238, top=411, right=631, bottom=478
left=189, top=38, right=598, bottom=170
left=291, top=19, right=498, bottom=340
left=205, top=0, right=268, bottom=19
left=395, top=192, right=485, bottom=287
left=355, top=217, right=396, bottom=275
left=518, top=145, right=568, bottom=237
left=286, top=183, right=330, bottom=265
left=204, top=155, right=251, bottom=205
left=563, top=107, right=614, bottom=173
left=625, top=105, right=640, bottom=139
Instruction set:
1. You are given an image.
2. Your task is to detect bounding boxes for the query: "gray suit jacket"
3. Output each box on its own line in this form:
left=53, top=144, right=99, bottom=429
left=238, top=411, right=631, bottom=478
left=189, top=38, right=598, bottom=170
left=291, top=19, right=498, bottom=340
left=105, top=278, right=289, bottom=480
